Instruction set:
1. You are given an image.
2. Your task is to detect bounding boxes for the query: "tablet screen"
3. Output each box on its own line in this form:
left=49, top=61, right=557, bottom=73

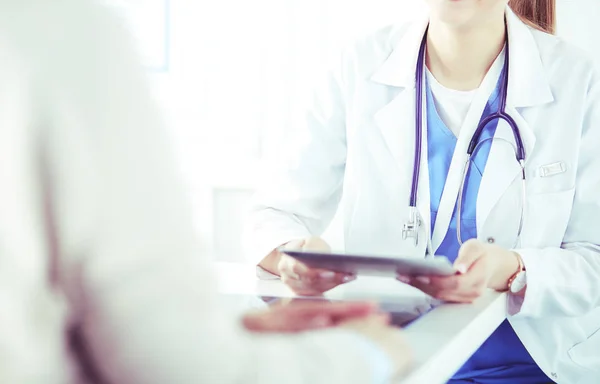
left=280, top=249, right=456, bottom=277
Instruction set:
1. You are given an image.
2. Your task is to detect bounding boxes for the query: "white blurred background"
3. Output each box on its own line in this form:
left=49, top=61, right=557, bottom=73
left=109, top=0, right=599, bottom=263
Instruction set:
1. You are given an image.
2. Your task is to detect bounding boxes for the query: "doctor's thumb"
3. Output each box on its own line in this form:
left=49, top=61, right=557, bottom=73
left=455, top=239, right=486, bottom=274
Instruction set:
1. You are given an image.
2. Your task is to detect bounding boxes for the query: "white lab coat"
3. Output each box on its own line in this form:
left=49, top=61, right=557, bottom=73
left=0, top=1, right=394, bottom=383
left=247, top=7, right=600, bottom=384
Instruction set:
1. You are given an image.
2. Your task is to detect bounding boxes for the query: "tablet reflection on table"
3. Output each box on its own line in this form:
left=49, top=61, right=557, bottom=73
left=256, top=295, right=436, bottom=327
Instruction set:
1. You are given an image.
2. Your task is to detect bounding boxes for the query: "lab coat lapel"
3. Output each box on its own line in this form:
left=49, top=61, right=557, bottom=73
left=476, top=8, right=554, bottom=236
left=372, top=90, right=432, bottom=256
left=370, top=11, right=432, bottom=255
left=429, top=81, right=494, bottom=250
left=370, top=10, right=428, bottom=173
left=372, top=89, right=416, bottom=176
left=370, top=8, right=429, bottom=170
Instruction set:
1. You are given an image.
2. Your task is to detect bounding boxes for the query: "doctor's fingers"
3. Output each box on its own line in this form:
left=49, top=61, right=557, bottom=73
left=431, top=256, right=489, bottom=290
left=455, top=239, right=488, bottom=272
left=281, top=259, right=354, bottom=284
left=404, top=274, right=486, bottom=302
left=277, top=255, right=313, bottom=280
left=278, top=254, right=328, bottom=280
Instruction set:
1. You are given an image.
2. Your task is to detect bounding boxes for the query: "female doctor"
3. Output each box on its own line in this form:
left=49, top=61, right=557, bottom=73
left=246, top=0, right=600, bottom=383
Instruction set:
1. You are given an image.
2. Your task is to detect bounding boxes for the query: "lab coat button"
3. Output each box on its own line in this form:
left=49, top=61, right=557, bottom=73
left=487, top=237, right=495, bottom=244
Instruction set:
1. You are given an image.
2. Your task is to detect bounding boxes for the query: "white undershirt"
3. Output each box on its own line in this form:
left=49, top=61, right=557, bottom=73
left=426, top=48, right=506, bottom=137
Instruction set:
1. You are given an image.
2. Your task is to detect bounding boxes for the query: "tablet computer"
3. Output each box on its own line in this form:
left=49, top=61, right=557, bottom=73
left=279, top=249, right=456, bottom=278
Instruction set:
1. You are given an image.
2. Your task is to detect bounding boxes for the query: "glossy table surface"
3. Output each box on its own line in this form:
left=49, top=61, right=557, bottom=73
left=215, top=262, right=507, bottom=383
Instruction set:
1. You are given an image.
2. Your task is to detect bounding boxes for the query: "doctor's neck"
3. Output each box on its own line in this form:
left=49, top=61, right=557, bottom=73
left=426, top=16, right=506, bottom=91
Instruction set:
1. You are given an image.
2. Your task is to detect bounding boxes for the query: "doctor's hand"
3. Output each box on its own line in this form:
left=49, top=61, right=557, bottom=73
left=242, top=300, right=379, bottom=333
left=397, top=239, right=521, bottom=303
left=278, top=237, right=356, bottom=296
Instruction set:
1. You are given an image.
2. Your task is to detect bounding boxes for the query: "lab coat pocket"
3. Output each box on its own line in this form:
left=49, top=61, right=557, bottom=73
left=520, top=187, right=575, bottom=248
left=568, top=328, right=600, bottom=372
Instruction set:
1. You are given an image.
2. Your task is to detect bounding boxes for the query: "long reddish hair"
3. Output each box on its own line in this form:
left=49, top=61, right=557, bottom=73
left=509, top=0, right=556, bottom=34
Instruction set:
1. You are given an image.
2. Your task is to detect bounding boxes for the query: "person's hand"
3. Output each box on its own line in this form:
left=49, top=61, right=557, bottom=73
left=396, top=239, right=520, bottom=303
left=242, top=300, right=378, bottom=333
left=278, top=237, right=356, bottom=296
left=341, top=314, right=412, bottom=379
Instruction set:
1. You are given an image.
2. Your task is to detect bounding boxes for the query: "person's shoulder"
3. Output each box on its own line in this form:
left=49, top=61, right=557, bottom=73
left=346, top=22, right=410, bottom=55
left=0, top=0, right=118, bottom=38
left=532, top=29, right=597, bottom=86
left=0, top=0, right=137, bottom=69
left=342, top=20, right=414, bottom=62
left=531, top=28, right=600, bottom=121
left=334, top=19, right=417, bottom=83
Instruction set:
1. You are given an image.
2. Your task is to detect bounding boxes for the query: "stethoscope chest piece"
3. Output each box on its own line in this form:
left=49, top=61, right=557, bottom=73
left=402, top=206, right=421, bottom=246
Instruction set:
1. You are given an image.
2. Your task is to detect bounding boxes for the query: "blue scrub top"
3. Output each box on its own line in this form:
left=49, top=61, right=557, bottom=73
left=425, top=72, right=552, bottom=384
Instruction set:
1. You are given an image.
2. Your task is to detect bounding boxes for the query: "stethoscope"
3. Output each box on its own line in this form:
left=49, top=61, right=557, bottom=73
left=402, top=24, right=527, bottom=250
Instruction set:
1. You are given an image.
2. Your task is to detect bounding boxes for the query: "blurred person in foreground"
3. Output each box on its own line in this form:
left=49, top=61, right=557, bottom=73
left=0, top=0, right=411, bottom=383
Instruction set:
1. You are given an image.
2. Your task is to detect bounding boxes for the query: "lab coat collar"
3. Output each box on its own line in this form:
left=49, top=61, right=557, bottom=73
left=370, top=7, right=555, bottom=109
left=369, top=10, right=428, bottom=88
left=505, top=7, right=554, bottom=108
